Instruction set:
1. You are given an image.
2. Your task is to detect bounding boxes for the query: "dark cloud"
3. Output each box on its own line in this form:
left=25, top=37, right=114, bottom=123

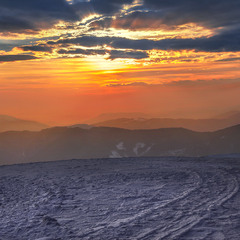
left=0, top=0, right=77, bottom=33
left=0, top=0, right=134, bottom=33
left=58, top=48, right=148, bottom=59
left=89, top=0, right=240, bottom=32
left=0, top=37, right=59, bottom=52
left=1, top=0, right=240, bottom=35
left=89, top=12, right=171, bottom=31
left=109, top=50, right=148, bottom=60
left=20, top=45, right=53, bottom=53
left=0, top=54, right=37, bottom=62
left=58, top=48, right=106, bottom=55
left=3, top=0, right=239, bottom=61
left=0, top=0, right=73, bottom=12
left=111, top=38, right=153, bottom=51
left=128, top=29, right=240, bottom=52
left=73, top=0, right=134, bottom=14
left=150, top=30, right=240, bottom=52
left=217, top=57, right=240, bottom=62
left=49, top=35, right=153, bottom=50
left=0, top=15, right=36, bottom=33
left=91, top=0, right=133, bottom=14
left=49, top=28, right=240, bottom=53
left=50, top=35, right=112, bottom=47
left=143, top=0, right=240, bottom=28
left=89, top=17, right=112, bottom=30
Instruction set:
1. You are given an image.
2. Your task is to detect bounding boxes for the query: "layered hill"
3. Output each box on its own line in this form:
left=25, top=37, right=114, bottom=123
left=93, top=112, right=240, bottom=132
left=0, top=124, right=240, bottom=165
left=85, top=112, right=151, bottom=124
left=0, top=115, right=48, bottom=132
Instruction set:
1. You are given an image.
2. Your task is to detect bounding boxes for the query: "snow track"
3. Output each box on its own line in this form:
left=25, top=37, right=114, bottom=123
left=0, top=157, right=240, bottom=240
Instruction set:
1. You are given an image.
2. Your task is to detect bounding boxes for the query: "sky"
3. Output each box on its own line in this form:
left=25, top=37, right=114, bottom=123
left=0, top=0, right=240, bottom=125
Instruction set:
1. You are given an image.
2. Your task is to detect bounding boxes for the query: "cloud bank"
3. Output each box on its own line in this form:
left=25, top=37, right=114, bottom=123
left=0, top=0, right=240, bottom=61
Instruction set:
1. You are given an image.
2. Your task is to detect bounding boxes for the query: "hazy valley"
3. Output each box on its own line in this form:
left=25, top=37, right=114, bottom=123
left=0, top=115, right=48, bottom=133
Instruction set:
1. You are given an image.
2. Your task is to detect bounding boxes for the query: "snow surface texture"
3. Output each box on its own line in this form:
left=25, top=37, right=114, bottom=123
left=0, top=157, right=240, bottom=239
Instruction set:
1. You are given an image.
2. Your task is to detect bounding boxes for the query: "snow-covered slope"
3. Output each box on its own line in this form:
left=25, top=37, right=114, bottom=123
left=0, top=157, right=240, bottom=239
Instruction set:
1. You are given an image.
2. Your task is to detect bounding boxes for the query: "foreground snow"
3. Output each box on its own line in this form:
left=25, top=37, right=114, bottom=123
left=0, top=157, right=240, bottom=239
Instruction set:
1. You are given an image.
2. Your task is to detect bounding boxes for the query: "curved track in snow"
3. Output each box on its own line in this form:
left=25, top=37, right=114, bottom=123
left=0, top=157, right=240, bottom=239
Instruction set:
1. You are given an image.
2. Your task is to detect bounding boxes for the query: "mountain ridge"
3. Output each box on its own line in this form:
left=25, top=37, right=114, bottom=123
left=92, top=114, right=240, bottom=132
left=0, top=114, right=48, bottom=132
left=0, top=124, right=239, bottom=165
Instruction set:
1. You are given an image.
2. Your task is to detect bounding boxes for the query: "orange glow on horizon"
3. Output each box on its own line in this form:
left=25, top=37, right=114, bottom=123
left=0, top=55, right=240, bottom=125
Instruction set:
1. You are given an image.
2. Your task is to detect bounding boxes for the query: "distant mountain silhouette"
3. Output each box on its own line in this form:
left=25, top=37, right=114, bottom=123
left=93, top=112, right=240, bottom=132
left=215, top=111, right=240, bottom=119
left=85, top=112, right=152, bottom=124
left=0, top=124, right=240, bottom=165
left=0, top=115, right=48, bottom=132
left=69, top=124, right=93, bottom=129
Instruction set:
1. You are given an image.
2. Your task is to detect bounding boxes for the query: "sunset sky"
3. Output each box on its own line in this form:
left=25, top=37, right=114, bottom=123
left=0, top=0, right=240, bottom=125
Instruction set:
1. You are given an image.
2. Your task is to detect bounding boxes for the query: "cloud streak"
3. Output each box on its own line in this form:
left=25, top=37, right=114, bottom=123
left=58, top=48, right=148, bottom=59
left=0, top=54, right=37, bottom=62
left=49, top=29, right=240, bottom=53
left=106, top=78, right=240, bottom=88
left=20, top=45, right=53, bottom=53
